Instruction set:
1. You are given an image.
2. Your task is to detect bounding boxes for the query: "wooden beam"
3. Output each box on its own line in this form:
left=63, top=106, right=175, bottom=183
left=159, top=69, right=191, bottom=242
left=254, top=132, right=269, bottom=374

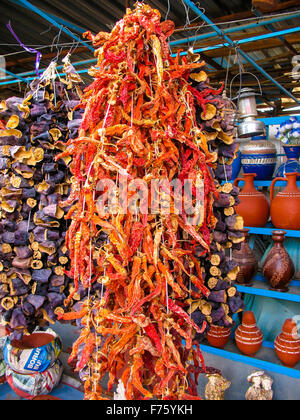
left=6, top=47, right=87, bottom=68
left=174, top=0, right=300, bottom=32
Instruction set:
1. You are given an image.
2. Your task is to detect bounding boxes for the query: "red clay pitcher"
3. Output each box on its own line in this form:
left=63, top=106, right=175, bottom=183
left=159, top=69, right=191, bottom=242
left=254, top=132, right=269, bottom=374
left=270, top=172, right=300, bottom=231
left=233, top=173, right=270, bottom=227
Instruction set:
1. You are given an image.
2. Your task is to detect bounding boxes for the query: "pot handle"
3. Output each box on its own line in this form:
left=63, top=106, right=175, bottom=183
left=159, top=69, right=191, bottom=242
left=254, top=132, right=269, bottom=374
left=270, top=177, right=286, bottom=202
left=233, top=177, right=244, bottom=188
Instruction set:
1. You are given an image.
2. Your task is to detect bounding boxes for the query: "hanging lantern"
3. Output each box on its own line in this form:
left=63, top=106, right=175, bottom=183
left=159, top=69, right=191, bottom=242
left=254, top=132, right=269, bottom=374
left=236, top=87, right=265, bottom=138
left=230, top=73, right=265, bottom=138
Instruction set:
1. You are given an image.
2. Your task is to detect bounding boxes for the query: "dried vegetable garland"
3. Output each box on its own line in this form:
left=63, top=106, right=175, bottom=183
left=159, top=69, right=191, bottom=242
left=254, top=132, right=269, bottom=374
left=189, top=75, right=244, bottom=330
left=0, top=62, right=84, bottom=339
left=56, top=3, right=239, bottom=400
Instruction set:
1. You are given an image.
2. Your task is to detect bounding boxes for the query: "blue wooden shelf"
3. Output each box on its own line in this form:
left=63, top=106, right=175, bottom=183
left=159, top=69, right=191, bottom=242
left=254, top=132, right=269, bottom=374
left=236, top=279, right=300, bottom=303
left=246, top=226, right=300, bottom=238
left=201, top=339, right=300, bottom=379
left=226, top=180, right=300, bottom=188
left=254, top=273, right=300, bottom=288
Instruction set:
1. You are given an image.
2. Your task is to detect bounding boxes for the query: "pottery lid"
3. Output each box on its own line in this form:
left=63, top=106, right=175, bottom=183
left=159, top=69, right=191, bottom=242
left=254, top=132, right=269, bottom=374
left=282, top=318, right=299, bottom=337
left=242, top=311, right=257, bottom=326
left=241, top=140, right=276, bottom=154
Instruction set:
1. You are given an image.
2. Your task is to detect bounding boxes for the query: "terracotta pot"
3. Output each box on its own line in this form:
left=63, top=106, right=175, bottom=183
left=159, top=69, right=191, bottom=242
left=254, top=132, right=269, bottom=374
left=233, top=229, right=258, bottom=286
left=274, top=319, right=300, bottom=368
left=235, top=311, right=263, bottom=357
left=233, top=173, right=270, bottom=227
left=206, top=325, right=231, bottom=349
left=263, top=231, right=295, bottom=292
left=270, top=172, right=300, bottom=231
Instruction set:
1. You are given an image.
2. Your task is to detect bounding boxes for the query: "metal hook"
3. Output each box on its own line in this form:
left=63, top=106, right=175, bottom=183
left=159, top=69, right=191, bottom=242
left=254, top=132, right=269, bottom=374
left=51, top=26, right=64, bottom=62
left=230, top=71, right=263, bottom=100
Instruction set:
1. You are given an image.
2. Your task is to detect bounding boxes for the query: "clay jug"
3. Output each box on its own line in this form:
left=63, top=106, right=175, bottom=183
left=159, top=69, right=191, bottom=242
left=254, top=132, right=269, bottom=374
left=274, top=319, right=300, bottom=368
left=206, top=325, right=231, bottom=349
left=235, top=311, right=263, bottom=357
left=270, top=172, right=300, bottom=231
left=232, top=229, right=258, bottom=286
left=233, top=173, right=270, bottom=227
left=263, top=231, right=295, bottom=292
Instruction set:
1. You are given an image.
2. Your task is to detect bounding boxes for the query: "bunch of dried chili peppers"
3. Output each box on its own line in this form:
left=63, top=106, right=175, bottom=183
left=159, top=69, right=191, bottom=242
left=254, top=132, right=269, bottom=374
left=57, top=3, right=228, bottom=400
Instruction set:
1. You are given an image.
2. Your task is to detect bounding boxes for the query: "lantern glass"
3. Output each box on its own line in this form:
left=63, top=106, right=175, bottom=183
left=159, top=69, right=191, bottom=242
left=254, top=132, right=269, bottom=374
left=239, top=94, right=257, bottom=118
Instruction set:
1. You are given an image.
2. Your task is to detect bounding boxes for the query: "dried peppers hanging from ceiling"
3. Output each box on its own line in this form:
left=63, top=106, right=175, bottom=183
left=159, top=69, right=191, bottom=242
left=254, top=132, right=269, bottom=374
left=58, top=3, right=226, bottom=400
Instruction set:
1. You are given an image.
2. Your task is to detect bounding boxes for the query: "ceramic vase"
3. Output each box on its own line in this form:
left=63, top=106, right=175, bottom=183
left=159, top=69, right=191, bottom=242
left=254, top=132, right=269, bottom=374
left=274, top=319, right=300, bottom=368
left=233, top=229, right=258, bottom=286
left=275, top=145, right=300, bottom=180
left=262, top=238, right=300, bottom=280
left=233, top=173, right=270, bottom=227
left=241, top=136, right=277, bottom=180
left=235, top=311, right=263, bottom=357
left=270, top=172, right=300, bottom=231
left=262, top=231, right=295, bottom=292
left=206, top=325, right=231, bottom=349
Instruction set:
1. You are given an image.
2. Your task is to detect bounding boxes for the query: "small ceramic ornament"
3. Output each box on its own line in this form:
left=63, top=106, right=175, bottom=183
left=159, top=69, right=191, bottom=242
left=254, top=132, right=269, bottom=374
left=114, top=379, right=126, bottom=400
left=245, top=370, right=274, bottom=400
left=205, top=373, right=231, bottom=400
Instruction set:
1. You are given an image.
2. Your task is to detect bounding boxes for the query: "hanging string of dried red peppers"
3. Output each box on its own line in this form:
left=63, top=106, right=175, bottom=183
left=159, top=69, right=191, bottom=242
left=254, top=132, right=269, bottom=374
left=58, top=3, right=224, bottom=400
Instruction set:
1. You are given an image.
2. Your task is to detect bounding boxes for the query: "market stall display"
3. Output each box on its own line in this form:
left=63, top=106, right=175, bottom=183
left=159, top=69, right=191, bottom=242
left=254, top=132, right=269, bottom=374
left=0, top=0, right=299, bottom=403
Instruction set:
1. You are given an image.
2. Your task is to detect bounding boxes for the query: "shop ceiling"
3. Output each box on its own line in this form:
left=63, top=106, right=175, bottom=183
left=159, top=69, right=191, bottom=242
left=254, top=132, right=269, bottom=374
left=0, top=0, right=300, bottom=115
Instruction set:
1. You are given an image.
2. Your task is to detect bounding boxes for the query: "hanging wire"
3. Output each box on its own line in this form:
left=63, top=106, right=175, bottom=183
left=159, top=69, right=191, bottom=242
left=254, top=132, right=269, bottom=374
left=51, top=26, right=64, bottom=61
left=181, top=0, right=191, bottom=31
left=1, top=9, right=298, bottom=59
left=165, top=0, right=171, bottom=21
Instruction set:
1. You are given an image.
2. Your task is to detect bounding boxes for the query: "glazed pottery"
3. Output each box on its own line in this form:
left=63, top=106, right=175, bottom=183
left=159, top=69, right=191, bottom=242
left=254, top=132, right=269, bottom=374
left=232, top=229, right=258, bottom=286
left=235, top=311, right=263, bottom=357
left=233, top=173, right=270, bottom=227
left=262, top=238, right=300, bottom=280
left=262, top=231, right=295, bottom=292
left=275, top=145, right=300, bottom=180
left=241, top=136, right=277, bottom=180
left=231, top=150, right=241, bottom=180
left=274, top=319, right=300, bottom=368
left=270, top=172, right=300, bottom=231
left=206, top=325, right=231, bottom=349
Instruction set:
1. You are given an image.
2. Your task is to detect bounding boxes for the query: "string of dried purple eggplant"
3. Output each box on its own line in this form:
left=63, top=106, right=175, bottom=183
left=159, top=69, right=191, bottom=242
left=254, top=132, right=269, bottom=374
left=0, top=61, right=87, bottom=339
left=187, top=67, right=244, bottom=336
